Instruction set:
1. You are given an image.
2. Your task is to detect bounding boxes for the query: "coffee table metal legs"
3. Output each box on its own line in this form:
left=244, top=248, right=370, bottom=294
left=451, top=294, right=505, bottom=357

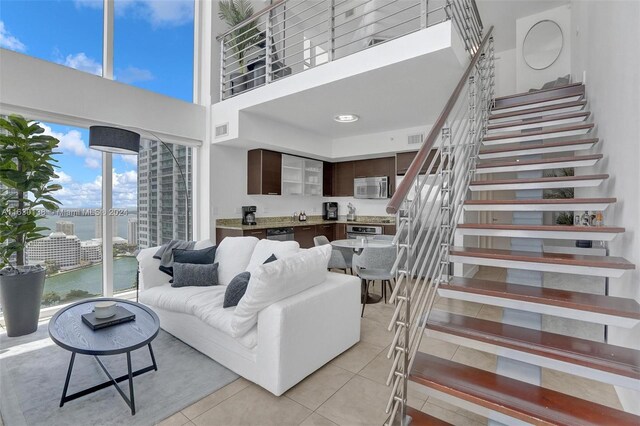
left=59, top=344, right=157, bottom=415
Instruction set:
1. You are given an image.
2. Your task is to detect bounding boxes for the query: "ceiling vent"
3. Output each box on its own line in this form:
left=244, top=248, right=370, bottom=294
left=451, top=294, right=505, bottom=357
left=407, top=133, right=424, bottom=145
left=215, top=123, right=229, bottom=138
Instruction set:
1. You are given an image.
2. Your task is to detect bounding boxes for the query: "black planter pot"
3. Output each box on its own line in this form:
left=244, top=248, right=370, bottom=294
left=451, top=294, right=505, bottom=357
left=0, top=268, right=46, bottom=337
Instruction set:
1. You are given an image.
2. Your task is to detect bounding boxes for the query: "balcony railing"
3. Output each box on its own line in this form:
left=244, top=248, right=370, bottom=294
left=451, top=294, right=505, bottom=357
left=216, top=0, right=483, bottom=100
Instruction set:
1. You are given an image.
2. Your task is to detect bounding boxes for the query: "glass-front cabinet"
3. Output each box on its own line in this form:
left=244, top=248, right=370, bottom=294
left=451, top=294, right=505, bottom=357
left=281, top=154, right=322, bottom=196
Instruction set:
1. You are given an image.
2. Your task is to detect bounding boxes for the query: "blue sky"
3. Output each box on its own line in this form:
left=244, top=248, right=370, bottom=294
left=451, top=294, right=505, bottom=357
left=0, top=0, right=194, bottom=208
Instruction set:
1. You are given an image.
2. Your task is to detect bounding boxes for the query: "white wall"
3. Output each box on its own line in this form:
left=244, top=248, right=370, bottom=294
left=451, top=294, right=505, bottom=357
left=516, top=4, right=572, bottom=92
left=569, top=0, right=640, bottom=414
left=493, top=48, right=516, bottom=98
left=332, top=124, right=433, bottom=159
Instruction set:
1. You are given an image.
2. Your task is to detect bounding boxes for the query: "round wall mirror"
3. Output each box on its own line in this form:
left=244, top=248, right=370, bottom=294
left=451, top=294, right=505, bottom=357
left=523, top=20, right=564, bottom=70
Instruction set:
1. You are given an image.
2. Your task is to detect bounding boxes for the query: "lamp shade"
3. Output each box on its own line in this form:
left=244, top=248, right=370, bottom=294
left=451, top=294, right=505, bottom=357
left=89, top=126, right=140, bottom=154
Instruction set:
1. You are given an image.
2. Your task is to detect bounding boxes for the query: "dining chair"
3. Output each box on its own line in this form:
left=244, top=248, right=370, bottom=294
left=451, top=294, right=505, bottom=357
left=313, top=235, right=353, bottom=274
left=352, top=245, right=396, bottom=317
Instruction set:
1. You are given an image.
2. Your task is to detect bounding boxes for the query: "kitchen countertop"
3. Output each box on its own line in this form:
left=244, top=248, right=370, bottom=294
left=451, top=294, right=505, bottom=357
left=216, top=215, right=396, bottom=231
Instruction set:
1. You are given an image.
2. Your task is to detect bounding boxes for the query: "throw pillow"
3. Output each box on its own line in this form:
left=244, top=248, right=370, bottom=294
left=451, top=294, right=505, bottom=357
left=174, top=245, right=217, bottom=265
left=263, top=253, right=277, bottom=264
left=171, top=262, right=219, bottom=288
left=223, top=272, right=251, bottom=308
left=230, top=244, right=332, bottom=337
left=214, top=236, right=260, bottom=286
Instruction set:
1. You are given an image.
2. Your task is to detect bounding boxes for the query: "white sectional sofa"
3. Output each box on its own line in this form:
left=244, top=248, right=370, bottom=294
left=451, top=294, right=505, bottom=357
left=137, top=236, right=361, bottom=396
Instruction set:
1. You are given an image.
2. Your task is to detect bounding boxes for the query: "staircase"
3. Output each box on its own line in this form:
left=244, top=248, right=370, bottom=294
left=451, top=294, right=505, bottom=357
left=384, top=27, right=639, bottom=426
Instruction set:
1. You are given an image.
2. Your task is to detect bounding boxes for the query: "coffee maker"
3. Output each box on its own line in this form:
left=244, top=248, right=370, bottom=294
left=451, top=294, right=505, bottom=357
left=323, top=202, right=338, bottom=220
left=242, top=206, right=257, bottom=225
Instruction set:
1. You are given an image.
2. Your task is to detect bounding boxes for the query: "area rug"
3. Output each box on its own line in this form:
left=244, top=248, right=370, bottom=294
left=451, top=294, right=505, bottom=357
left=0, top=324, right=239, bottom=426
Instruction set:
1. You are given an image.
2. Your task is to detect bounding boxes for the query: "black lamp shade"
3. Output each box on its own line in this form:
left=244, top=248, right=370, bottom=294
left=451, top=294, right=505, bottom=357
left=89, top=126, right=140, bottom=155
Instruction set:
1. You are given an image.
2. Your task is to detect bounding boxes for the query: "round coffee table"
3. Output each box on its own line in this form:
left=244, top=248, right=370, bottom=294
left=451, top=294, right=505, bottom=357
left=49, top=298, right=160, bottom=415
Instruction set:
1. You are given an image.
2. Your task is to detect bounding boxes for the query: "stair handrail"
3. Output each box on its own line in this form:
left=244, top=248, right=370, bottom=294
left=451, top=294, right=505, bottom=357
left=384, top=25, right=495, bottom=426
left=387, top=26, right=494, bottom=215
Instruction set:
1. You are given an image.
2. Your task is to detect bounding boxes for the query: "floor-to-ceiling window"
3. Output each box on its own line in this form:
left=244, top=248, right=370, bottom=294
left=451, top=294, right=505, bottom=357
left=0, top=1, right=103, bottom=75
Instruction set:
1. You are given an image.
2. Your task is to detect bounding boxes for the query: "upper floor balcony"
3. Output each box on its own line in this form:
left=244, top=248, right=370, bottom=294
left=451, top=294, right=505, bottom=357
left=216, top=0, right=483, bottom=100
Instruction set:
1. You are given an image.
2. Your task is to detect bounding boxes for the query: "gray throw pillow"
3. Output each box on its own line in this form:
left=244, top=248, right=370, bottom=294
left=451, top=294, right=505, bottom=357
left=263, top=253, right=277, bottom=264
left=171, top=262, right=219, bottom=288
left=223, top=272, right=251, bottom=308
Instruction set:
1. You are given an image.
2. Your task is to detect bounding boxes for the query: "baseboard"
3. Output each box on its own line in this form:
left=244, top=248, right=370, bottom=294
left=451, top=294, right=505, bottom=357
left=464, top=264, right=480, bottom=278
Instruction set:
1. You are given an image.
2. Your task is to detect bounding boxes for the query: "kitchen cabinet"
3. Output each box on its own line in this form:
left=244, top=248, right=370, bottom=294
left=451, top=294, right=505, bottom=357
left=316, top=223, right=335, bottom=241
left=294, top=225, right=316, bottom=249
left=281, top=155, right=323, bottom=197
left=383, top=224, right=397, bottom=236
left=243, top=229, right=267, bottom=239
left=216, top=227, right=243, bottom=243
left=335, top=223, right=347, bottom=240
left=354, top=157, right=395, bottom=196
left=396, top=149, right=440, bottom=176
left=333, top=161, right=355, bottom=197
left=247, top=149, right=282, bottom=195
left=323, top=162, right=334, bottom=197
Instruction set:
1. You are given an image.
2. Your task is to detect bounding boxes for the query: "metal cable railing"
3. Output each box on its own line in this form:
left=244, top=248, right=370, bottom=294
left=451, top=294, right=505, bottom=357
left=384, top=24, right=494, bottom=425
left=216, top=0, right=484, bottom=100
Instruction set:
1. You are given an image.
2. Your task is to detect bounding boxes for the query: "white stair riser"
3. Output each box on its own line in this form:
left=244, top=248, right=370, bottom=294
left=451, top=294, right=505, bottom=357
left=486, top=115, right=588, bottom=134
left=483, top=128, right=591, bottom=145
left=489, top=104, right=586, bottom=124
left=455, top=228, right=620, bottom=241
left=463, top=202, right=611, bottom=212
left=469, top=178, right=605, bottom=192
left=477, top=141, right=597, bottom=160
left=438, top=288, right=639, bottom=327
left=475, top=158, right=600, bottom=174
left=422, top=387, right=530, bottom=426
left=425, top=328, right=640, bottom=389
left=449, top=254, right=627, bottom=278
left=493, top=95, right=583, bottom=114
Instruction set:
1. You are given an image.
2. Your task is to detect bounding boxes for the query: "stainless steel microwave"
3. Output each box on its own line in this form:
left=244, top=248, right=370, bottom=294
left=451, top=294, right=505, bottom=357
left=354, top=176, right=389, bottom=199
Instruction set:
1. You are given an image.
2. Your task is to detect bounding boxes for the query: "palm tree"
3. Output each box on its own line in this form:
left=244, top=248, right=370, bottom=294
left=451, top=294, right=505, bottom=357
left=219, top=0, right=263, bottom=74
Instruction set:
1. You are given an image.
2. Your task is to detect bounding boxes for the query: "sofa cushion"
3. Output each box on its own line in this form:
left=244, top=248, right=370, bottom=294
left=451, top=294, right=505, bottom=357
left=230, top=244, right=332, bottom=337
left=139, top=284, right=221, bottom=315
left=246, top=239, right=300, bottom=273
left=215, top=236, right=259, bottom=286
left=173, top=245, right=217, bottom=265
left=223, top=271, right=251, bottom=308
left=171, top=262, right=219, bottom=288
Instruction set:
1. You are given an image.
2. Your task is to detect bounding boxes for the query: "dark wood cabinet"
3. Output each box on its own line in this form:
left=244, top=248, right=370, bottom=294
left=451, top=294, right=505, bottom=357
left=396, top=149, right=440, bottom=176
left=333, top=161, right=355, bottom=197
left=335, top=223, right=347, bottom=240
left=323, top=162, right=334, bottom=197
left=317, top=223, right=335, bottom=241
left=383, top=224, right=397, bottom=235
left=247, top=149, right=282, bottom=195
left=294, top=225, right=316, bottom=249
left=216, top=227, right=243, bottom=243
left=243, top=228, right=267, bottom=239
left=354, top=157, right=393, bottom=178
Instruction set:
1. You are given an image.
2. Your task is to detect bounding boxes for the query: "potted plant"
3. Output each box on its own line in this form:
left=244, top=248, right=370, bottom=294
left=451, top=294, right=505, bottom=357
left=219, top=0, right=264, bottom=95
left=0, top=115, right=62, bottom=337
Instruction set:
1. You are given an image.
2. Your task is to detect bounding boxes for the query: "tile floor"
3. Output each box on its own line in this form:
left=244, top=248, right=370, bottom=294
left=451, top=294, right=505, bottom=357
left=156, top=266, right=623, bottom=426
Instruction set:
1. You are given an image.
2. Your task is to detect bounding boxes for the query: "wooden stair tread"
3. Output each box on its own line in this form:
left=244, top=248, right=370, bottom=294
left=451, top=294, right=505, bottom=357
left=410, top=352, right=640, bottom=426
left=457, top=224, right=625, bottom=233
left=490, top=100, right=587, bottom=121
left=493, top=82, right=584, bottom=103
left=483, top=123, right=594, bottom=142
left=428, top=311, right=640, bottom=380
left=405, top=406, right=452, bottom=426
left=476, top=154, right=602, bottom=169
left=449, top=247, right=634, bottom=270
left=441, top=277, right=640, bottom=319
left=487, top=111, right=590, bottom=131
left=492, top=87, right=585, bottom=112
left=470, top=174, right=609, bottom=186
left=464, top=197, right=616, bottom=205
left=479, top=138, right=599, bottom=155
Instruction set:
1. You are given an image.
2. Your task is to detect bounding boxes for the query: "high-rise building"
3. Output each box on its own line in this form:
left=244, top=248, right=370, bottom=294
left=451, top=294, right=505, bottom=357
left=127, top=217, right=139, bottom=245
left=95, top=215, right=117, bottom=239
left=26, top=232, right=81, bottom=268
left=137, top=139, right=192, bottom=249
left=80, top=240, right=102, bottom=262
left=56, top=220, right=75, bottom=236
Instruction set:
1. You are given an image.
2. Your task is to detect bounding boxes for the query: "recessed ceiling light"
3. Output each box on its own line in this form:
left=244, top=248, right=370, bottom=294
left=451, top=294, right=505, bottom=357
left=334, top=114, right=359, bottom=123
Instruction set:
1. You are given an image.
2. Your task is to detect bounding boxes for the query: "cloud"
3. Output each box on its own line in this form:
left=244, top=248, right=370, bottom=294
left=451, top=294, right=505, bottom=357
left=75, top=0, right=193, bottom=27
left=117, top=154, right=139, bottom=166
left=0, top=21, right=26, bottom=52
left=116, top=66, right=154, bottom=84
left=41, top=124, right=102, bottom=169
left=59, top=52, right=102, bottom=76
left=51, top=169, right=138, bottom=209
left=52, top=171, right=73, bottom=184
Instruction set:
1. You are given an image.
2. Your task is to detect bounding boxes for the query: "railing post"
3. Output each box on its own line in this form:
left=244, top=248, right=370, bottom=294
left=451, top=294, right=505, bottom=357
left=219, top=38, right=226, bottom=101
left=468, top=73, right=477, bottom=159
left=328, top=0, right=335, bottom=62
left=440, top=124, right=452, bottom=284
left=266, top=11, right=273, bottom=84
left=421, top=0, right=429, bottom=29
